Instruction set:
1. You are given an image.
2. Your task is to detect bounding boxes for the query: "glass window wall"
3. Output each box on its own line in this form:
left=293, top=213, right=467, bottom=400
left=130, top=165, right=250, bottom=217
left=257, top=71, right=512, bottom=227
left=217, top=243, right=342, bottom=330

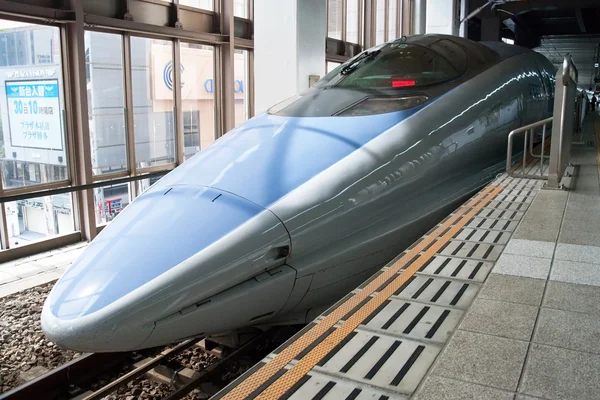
left=0, top=5, right=256, bottom=253
left=346, top=0, right=360, bottom=44
left=234, top=0, right=248, bottom=18
left=327, top=61, right=341, bottom=74
left=130, top=37, right=176, bottom=169
left=376, top=0, right=386, bottom=45
left=84, top=31, right=127, bottom=176
left=179, top=0, right=213, bottom=11
left=327, top=0, right=343, bottom=40
left=5, top=194, right=74, bottom=247
left=94, top=183, right=131, bottom=225
left=234, top=49, right=249, bottom=127
left=0, top=21, right=69, bottom=190
left=388, top=0, right=397, bottom=41
left=180, top=42, right=215, bottom=159
left=136, top=173, right=164, bottom=196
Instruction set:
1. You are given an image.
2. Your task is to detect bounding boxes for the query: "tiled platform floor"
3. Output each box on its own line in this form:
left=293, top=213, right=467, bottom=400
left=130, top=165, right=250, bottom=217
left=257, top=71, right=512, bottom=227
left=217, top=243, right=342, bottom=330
left=0, top=242, right=87, bottom=297
left=414, top=113, right=600, bottom=400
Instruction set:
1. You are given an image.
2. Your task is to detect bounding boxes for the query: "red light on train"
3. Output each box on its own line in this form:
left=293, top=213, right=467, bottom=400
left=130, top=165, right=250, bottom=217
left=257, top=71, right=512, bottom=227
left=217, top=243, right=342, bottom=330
left=392, top=80, right=416, bottom=87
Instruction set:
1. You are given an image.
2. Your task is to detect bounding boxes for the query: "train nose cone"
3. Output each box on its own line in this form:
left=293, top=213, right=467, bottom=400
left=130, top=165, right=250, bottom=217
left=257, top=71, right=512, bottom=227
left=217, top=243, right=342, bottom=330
left=41, top=185, right=274, bottom=352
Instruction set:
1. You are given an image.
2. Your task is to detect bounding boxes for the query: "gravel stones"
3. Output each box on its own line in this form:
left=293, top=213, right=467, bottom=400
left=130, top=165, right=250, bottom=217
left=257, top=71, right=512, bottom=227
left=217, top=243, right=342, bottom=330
left=175, top=346, right=219, bottom=371
left=0, top=281, right=78, bottom=394
left=102, top=377, right=199, bottom=400
left=0, top=281, right=258, bottom=399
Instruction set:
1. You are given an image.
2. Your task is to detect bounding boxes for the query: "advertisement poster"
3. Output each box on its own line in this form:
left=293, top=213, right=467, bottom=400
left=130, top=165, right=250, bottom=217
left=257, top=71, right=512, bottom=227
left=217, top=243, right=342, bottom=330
left=5, top=79, right=63, bottom=150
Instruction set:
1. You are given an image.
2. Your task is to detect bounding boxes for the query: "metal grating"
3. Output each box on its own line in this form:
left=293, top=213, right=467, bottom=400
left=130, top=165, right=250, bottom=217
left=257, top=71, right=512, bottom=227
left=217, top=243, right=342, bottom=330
left=390, top=275, right=479, bottom=309
left=454, top=228, right=512, bottom=244
left=285, top=371, right=408, bottom=400
left=475, top=208, right=525, bottom=221
left=358, top=300, right=462, bottom=344
left=418, top=256, right=493, bottom=282
left=311, top=329, right=439, bottom=395
left=466, top=217, right=520, bottom=232
left=438, top=241, right=503, bottom=261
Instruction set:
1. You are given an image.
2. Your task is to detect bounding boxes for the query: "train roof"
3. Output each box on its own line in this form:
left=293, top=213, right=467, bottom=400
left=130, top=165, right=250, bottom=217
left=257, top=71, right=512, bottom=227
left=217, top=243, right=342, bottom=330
left=479, top=41, right=532, bottom=59
left=402, top=34, right=531, bottom=62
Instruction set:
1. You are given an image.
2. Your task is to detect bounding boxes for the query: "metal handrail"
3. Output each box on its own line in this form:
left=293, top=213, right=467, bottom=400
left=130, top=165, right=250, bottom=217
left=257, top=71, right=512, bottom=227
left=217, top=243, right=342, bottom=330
left=506, top=117, right=553, bottom=179
left=0, top=170, right=168, bottom=204
left=507, top=54, right=577, bottom=186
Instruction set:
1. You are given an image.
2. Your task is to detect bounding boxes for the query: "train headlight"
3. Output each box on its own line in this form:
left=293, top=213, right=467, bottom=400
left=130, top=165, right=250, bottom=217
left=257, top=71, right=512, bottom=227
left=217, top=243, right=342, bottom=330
left=335, top=95, right=428, bottom=117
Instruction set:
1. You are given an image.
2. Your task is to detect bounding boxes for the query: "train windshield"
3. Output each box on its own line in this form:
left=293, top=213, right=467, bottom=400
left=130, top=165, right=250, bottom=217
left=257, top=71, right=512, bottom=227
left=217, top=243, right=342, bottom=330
left=317, top=42, right=464, bottom=89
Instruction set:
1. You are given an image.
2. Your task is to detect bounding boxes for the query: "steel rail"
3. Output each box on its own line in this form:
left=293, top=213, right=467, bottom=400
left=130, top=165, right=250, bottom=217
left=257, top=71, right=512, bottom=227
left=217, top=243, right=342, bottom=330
left=1, top=329, right=297, bottom=400
left=0, top=339, right=198, bottom=400
left=81, top=339, right=198, bottom=400
left=163, top=329, right=282, bottom=400
left=0, top=353, right=125, bottom=400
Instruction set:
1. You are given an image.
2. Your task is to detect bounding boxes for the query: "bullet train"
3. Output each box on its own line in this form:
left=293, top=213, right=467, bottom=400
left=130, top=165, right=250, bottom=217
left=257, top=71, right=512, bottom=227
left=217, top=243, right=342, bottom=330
left=41, top=34, right=555, bottom=352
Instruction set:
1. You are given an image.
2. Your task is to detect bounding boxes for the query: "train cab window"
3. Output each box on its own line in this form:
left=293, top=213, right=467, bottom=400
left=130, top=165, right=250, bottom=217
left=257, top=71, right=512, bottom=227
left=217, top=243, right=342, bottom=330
left=428, top=40, right=467, bottom=74
left=316, top=42, right=465, bottom=89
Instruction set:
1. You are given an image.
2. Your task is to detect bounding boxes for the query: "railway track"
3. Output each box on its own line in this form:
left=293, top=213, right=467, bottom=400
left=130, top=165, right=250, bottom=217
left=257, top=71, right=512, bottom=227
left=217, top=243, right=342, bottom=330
left=0, top=326, right=300, bottom=400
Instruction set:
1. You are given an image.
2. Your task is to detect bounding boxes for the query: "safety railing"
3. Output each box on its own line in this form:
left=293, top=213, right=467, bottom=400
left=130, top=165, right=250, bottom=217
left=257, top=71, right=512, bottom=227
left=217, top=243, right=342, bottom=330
left=506, top=54, right=578, bottom=188
left=506, top=117, right=553, bottom=179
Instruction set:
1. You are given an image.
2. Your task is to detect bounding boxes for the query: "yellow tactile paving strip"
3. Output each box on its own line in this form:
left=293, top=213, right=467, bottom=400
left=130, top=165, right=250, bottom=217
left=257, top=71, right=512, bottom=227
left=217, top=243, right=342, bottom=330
left=222, top=184, right=504, bottom=400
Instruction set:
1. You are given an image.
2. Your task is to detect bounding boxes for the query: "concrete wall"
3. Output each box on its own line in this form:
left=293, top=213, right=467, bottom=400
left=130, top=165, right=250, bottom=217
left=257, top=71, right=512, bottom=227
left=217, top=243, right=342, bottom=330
left=254, top=0, right=298, bottom=114
left=297, top=0, right=327, bottom=94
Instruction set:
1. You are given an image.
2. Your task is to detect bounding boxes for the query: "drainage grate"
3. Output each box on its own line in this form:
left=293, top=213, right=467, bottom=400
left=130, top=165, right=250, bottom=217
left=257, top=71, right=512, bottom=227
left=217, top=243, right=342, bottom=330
left=439, top=241, right=503, bottom=261
left=487, top=200, right=528, bottom=211
left=466, top=217, right=520, bottom=232
left=285, top=372, right=408, bottom=400
left=314, top=329, right=439, bottom=395
left=476, top=208, right=525, bottom=221
left=495, top=194, right=534, bottom=204
left=454, top=228, right=512, bottom=244
left=499, top=189, right=537, bottom=197
left=358, top=299, right=462, bottom=343
left=391, top=275, right=479, bottom=309
left=418, top=256, right=493, bottom=282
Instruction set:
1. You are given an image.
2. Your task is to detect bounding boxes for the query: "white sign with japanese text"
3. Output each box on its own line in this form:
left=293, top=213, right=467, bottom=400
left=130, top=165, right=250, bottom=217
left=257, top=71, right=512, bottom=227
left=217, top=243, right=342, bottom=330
left=5, top=79, right=63, bottom=150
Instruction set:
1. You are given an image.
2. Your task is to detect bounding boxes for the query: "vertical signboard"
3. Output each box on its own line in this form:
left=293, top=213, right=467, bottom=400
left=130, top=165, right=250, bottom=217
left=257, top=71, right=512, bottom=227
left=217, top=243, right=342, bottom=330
left=5, top=79, right=63, bottom=150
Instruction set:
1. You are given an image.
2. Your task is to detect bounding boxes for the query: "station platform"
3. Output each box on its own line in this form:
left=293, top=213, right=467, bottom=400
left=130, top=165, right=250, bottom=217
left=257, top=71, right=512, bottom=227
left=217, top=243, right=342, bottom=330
left=215, top=114, right=600, bottom=400
left=1, top=118, right=598, bottom=400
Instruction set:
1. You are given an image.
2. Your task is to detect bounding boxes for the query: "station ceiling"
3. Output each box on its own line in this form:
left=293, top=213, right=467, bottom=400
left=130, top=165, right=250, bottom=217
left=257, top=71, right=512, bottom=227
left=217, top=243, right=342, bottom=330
left=467, top=0, right=600, bottom=89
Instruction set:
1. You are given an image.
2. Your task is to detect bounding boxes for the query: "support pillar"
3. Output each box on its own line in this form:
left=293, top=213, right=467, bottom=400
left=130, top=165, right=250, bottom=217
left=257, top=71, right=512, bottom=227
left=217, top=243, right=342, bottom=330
left=459, top=0, right=468, bottom=37
left=401, top=0, right=413, bottom=36
left=218, top=0, right=236, bottom=134
left=254, top=0, right=326, bottom=114
left=363, top=0, right=376, bottom=48
left=64, top=0, right=96, bottom=242
left=412, top=0, right=427, bottom=35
